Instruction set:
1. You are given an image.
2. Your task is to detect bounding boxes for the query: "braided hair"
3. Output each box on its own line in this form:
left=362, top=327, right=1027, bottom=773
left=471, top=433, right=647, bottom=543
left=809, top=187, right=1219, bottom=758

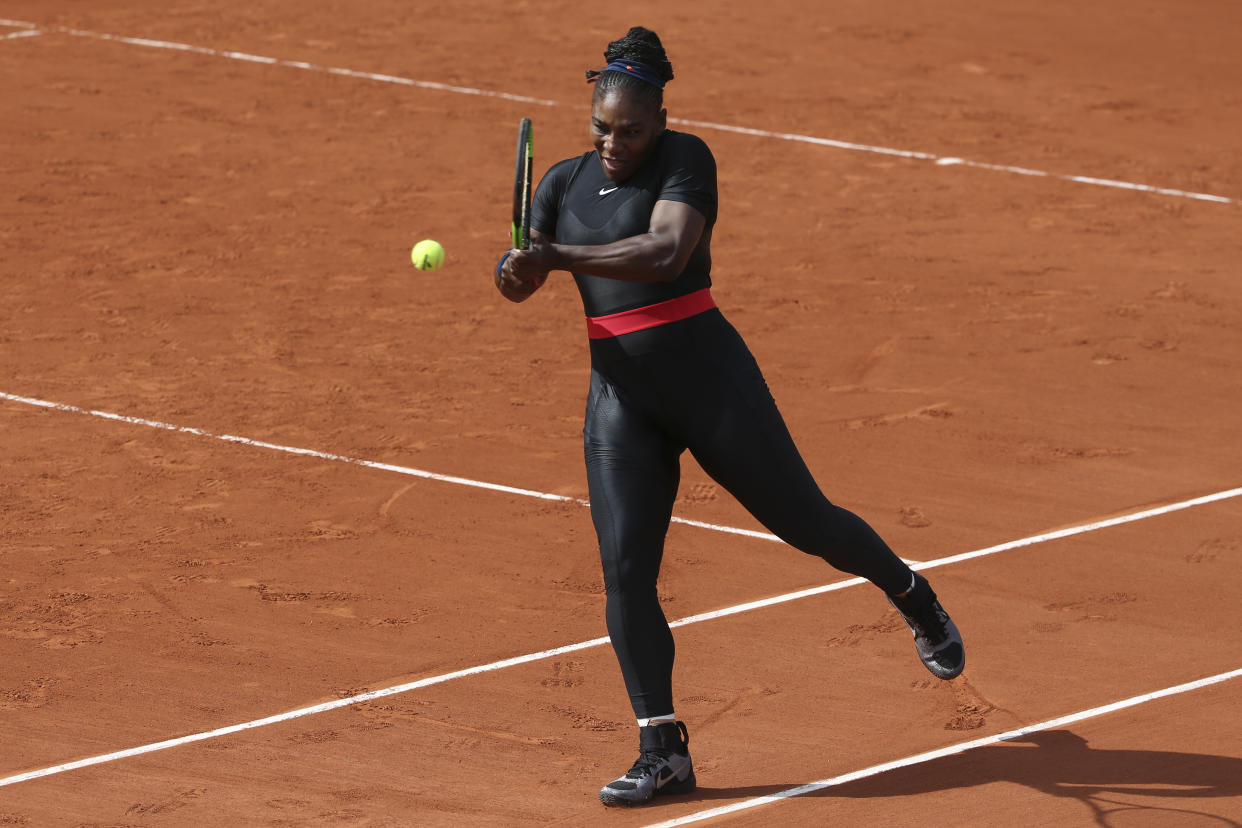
left=585, top=26, right=675, bottom=109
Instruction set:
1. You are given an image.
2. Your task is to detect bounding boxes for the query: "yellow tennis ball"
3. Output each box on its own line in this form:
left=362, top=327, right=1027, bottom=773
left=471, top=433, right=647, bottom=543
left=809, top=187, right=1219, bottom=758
left=411, top=239, right=445, bottom=271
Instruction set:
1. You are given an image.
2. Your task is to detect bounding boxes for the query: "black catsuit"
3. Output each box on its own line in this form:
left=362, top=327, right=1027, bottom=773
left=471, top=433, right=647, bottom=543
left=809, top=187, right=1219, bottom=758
left=531, top=130, right=913, bottom=718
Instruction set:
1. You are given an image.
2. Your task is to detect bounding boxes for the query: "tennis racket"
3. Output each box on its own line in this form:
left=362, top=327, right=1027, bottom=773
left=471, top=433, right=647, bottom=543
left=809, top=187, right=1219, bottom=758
left=512, top=118, right=533, bottom=250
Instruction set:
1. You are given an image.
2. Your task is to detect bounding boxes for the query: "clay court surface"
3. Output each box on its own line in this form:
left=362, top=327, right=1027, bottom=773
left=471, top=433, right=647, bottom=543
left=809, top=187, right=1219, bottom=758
left=2, top=1, right=1241, bottom=825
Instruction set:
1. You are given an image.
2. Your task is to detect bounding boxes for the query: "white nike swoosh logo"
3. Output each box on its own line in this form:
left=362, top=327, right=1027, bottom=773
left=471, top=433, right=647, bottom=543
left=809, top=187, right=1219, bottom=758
left=654, top=756, right=690, bottom=788
left=599, top=186, right=619, bottom=195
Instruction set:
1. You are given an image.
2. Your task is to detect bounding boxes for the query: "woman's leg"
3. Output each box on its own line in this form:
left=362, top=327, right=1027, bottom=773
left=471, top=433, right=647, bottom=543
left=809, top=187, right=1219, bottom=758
left=584, top=368, right=685, bottom=719
left=672, top=327, right=912, bottom=594
left=677, top=339, right=964, bottom=676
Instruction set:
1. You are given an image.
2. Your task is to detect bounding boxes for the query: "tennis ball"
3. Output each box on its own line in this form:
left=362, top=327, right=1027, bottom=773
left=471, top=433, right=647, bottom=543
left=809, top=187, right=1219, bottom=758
left=411, top=239, right=445, bottom=271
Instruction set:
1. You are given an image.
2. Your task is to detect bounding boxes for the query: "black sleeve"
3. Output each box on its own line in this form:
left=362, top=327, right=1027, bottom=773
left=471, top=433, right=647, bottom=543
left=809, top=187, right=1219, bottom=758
left=530, top=155, right=586, bottom=239
left=656, top=133, right=717, bottom=223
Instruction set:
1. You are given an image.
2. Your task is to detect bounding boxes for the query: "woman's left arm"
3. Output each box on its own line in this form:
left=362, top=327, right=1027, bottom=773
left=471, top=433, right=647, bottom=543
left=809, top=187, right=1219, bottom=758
left=507, top=200, right=706, bottom=285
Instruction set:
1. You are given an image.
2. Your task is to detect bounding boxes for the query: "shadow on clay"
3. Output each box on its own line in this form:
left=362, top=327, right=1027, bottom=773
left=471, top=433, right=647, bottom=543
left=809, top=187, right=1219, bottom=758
left=652, top=730, right=1242, bottom=826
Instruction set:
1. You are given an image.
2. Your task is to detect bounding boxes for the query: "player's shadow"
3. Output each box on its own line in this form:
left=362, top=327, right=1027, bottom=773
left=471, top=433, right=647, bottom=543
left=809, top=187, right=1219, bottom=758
left=675, top=730, right=1242, bottom=825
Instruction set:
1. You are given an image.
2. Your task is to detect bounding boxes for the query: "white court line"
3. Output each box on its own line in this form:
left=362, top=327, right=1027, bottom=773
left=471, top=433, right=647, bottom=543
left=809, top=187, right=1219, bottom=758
left=644, top=667, right=1242, bottom=827
left=0, top=633, right=610, bottom=788
left=0, top=390, right=777, bottom=542
left=7, top=391, right=1240, bottom=552
left=666, top=485, right=1242, bottom=629
left=0, top=17, right=1233, bottom=205
left=675, top=118, right=1234, bottom=204
left=0, top=17, right=558, bottom=107
left=1, top=28, right=41, bottom=40
left=0, top=450, right=1237, bottom=788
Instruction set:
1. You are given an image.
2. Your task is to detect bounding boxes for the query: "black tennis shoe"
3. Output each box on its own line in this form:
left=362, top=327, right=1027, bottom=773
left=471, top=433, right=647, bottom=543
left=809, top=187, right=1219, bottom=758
left=598, top=720, right=696, bottom=807
left=888, top=572, right=965, bottom=680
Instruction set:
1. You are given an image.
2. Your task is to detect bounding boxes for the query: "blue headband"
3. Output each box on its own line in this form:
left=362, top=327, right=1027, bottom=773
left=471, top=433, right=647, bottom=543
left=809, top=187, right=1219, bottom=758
left=601, top=58, right=665, bottom=89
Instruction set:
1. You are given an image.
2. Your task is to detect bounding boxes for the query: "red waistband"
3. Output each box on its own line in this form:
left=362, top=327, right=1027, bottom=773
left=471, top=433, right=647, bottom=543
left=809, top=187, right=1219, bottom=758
left=585, top=288, right=716, bottom=340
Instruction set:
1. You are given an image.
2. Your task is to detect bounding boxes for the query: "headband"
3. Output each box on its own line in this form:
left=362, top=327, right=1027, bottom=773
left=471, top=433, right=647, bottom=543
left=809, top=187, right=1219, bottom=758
left=585, top=58, right=666, bottom=89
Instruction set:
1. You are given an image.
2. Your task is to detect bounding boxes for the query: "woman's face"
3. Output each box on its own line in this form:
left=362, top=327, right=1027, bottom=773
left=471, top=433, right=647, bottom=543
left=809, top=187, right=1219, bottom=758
left=591, top=88, right=666, bottom=183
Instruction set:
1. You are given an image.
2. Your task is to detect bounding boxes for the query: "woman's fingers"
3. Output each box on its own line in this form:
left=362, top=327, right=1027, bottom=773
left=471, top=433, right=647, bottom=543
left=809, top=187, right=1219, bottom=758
left=507, top=248, right=549, bottom=283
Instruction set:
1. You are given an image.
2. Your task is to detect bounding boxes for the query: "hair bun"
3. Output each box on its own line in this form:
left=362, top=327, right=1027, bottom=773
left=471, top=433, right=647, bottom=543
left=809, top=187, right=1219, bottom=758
left=603, top=26, right=674, bottom=84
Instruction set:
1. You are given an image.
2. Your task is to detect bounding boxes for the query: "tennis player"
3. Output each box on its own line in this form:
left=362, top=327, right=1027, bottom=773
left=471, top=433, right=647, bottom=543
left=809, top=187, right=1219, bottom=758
left=495, top=26, right=965, bottom=808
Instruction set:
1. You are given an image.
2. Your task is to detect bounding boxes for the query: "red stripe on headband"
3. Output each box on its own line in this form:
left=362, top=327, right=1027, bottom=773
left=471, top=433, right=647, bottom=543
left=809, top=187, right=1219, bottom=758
left=601, top=58, right=665, bottom=89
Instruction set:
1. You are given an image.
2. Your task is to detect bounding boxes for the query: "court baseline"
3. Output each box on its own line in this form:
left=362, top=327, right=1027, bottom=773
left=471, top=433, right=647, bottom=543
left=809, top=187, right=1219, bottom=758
left=0, top=17, right=1232, bottom=205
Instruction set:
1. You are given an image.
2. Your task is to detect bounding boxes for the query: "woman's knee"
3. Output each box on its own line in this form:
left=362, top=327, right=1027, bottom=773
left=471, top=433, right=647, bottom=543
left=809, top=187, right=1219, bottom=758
left=600, top=546, right=663, bottom=596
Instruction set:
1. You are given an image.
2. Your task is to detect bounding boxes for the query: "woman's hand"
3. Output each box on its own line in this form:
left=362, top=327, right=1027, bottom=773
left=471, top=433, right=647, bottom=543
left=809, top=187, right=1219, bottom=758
left=494, top=233, right=554, bottom=303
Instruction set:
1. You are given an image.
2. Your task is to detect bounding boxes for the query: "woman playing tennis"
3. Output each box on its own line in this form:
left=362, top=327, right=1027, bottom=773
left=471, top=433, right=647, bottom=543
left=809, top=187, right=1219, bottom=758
left=495, top=26, right=965, bottom=808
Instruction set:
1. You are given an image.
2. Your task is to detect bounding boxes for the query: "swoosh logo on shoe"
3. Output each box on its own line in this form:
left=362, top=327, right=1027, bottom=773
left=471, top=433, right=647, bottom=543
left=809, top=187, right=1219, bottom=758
left=654, top=755, right=690, bottom=788
left=599, top=186, right=619, bottom=195
left=655, top=765, right=679, bottom=787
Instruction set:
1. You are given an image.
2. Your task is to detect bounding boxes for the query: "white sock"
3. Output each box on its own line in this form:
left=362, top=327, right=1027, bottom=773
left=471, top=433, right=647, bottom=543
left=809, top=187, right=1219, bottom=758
left=637, top=713, right=676, bottom=727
